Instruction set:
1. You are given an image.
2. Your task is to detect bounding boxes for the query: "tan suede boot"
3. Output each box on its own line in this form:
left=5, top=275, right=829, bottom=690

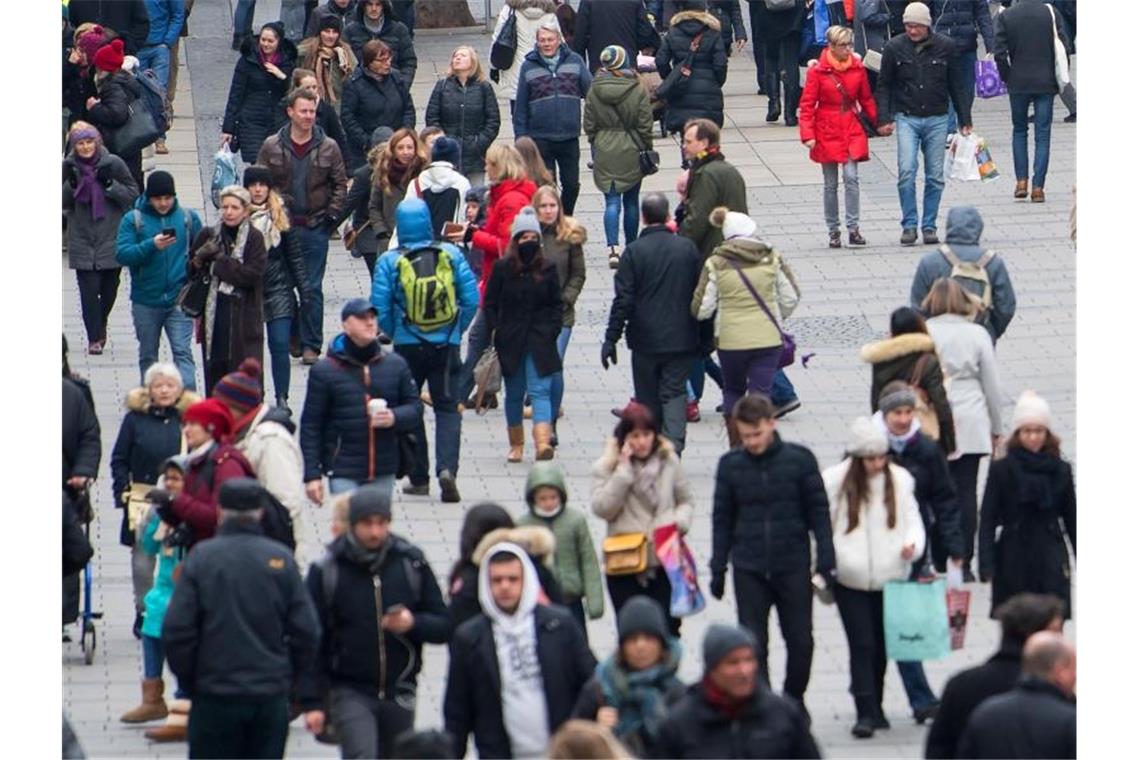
left=120, top=678, right=168, bottom=723
left=725, top=414, right=741, bottom=449
left=533, top=423, right=555, bottom=461
left=145, top=698, right=189, bottom=743
left=507, top=425, right=525, bottom=462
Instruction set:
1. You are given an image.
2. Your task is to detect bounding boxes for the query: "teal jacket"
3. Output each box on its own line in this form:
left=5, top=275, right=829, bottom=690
left=140, top=512, right=183, bottom=639
left=115, top=197, right=203, bottom=309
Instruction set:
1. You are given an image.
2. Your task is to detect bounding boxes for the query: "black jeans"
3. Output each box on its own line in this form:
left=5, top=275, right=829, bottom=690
left=533, top=137, right=581, bottom=214
left=565, top=596, right=589, bottom=644
left=631, top=350, right=693, bottom=455
left=188, top=693, right=288, bottom=759
left=395, top=343, right=462, bottom=484
left=764, top=32, right=802, bottom=120
left=75, top=268, right=122, bottom=343
left=733, top=568, right=814, bottom=701
left=330, top=686, right=415, bottom=759
left=833, top=583, right=887, bottom=718
left=606, top=571, right=681, bottom=637
left=940, top=454, right=983, bottom=569
left=747, top=3, right=766, bottom=89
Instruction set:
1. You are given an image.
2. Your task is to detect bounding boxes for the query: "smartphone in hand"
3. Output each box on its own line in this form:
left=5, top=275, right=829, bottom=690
left=161, top=227, right=177, bottom=239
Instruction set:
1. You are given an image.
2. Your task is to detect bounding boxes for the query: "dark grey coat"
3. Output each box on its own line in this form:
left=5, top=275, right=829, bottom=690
left=63, top=148, right=139, bottom=270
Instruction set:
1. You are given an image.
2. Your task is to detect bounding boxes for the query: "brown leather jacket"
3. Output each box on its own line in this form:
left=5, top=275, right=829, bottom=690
left=256, top=125, right=348, bottom=229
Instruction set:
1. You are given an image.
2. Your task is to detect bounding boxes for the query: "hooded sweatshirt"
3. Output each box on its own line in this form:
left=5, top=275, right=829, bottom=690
left=395, top=161, right=472, bottom=246
left=477, top=542, right=550, bottom=758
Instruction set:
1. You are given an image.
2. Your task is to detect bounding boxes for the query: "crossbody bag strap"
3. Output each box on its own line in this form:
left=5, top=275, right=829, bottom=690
left=909, top=352, right=931, bottom=386
left=614, top=82, right=648, bottom=151
left=824, top=70, right=861, bottom=115
left=725, top=256, right=783, bottom=334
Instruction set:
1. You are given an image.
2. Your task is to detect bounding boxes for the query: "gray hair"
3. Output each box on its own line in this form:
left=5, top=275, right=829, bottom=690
left=144, top=362, right=184, bottom=391
left=537, top=20, right=562, bottom=41
left=220, top=508, right=264, bottom=525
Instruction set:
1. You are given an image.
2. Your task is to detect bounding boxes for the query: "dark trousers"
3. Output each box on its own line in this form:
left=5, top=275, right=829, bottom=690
left=732, top=568, right=814, bottom=700
left=606, top=571, right=681, bottom=637
left=565, top=596, right=589, bottom=644
left=188, top=693, right=288, bottom=759
left=265, top=316, right=293, bottom=401
left=395, top=343, right=462, bottom=484
left=75, top=268, right=122, bottom=343
left=747, top=3, right=767, bottom=89
left=330, top=686, right=415, bottom=759
left=940, top=454, right=983, bottom=569
left=631, top=350, right=692, bottom=455
left=833, top=584, right=887, bottom=718
left=533, top=137, right=581, bottom=214
left=457, top=308, right=492, bottom=403
left=764, top=33, right=801, bottom=120
left=296, top=226, right=330, bottom=351
left=718, top=346, right=783, bottom=414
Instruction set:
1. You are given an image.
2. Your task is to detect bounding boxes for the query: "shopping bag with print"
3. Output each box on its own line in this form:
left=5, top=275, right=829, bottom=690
left=974, top=58, right=1007, bottom=99
left=974, top=137, right=1000, bottom=182
left=653, top=523, right=705, bottom=618
left=883, top=579, right=951, bottom=661
left=944, top=134, right=981, bottom=182
left=947, top=587, right=972, bottom=650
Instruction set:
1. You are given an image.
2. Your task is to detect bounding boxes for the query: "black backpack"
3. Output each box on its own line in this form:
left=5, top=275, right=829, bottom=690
left=414, top=177, right=461, bottom=241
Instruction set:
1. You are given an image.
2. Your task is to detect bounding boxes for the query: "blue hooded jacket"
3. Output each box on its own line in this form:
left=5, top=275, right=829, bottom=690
left=115, top=196, right=203, bottom=309
left=371, top=198, right=480, bottom=346
left=144, top=0, right=186, bottom=47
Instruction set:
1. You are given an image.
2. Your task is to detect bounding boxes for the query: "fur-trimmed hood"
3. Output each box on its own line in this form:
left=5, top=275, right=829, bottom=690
left=125, top=387, right=201, bottom=415
left=597, top=435, right=678, bottom=471
left=558, top=217, right=587, bottom=246
left=669, top=9, right=721, bottom=32
left=506, top=0, right=558, bottom=15
left=859, top=333, right=936, bottom=364
left=471, top=524, right=556, bottom=567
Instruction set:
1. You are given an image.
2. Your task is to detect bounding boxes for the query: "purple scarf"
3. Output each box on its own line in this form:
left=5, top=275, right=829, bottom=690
left=258, top=47, right=283, bottom=68
left=73, top=152, right=107, bottom=221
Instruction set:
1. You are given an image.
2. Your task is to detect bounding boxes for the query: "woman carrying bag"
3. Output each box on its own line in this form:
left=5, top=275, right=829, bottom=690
left=296, top=14, right=357, bottom=114
left=655, top=1, right=728, bottom=135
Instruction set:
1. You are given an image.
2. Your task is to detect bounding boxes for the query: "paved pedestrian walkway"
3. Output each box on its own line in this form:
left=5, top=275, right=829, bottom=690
left=63, top=6, right=1075, bottom=758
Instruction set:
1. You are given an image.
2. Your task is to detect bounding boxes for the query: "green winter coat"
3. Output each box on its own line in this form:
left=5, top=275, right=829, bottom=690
left=541, top=221, right=587, bottom=328
left=140, top=511, right=184, bottom=639
left=583, top=70, right=654, bottom=195
left=680, top=155, right=748, bottom=259
left=518, top=462, right=605, bottom=619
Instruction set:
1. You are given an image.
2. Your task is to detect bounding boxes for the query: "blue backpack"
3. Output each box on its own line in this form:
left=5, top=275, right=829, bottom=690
left=133, top=68, right=170, bottom=134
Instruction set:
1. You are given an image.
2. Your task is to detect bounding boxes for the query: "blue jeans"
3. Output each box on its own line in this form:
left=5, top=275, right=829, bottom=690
left=279, top=0, right=307, bottom=41
left=896, top=660, right=939, bottom=711
left=504, top=354, right=554, bottom=425
left=233, top=0, right=256, bottom=38
left=131, top=302, right=197, bottom=391
left=296, top=226, right=330, bottom=351
left=687, top=356, right=724, bottom=402
left=550, top=326, right=572, bottom=423
left=603, top=182, right=641, bottom=247
left=1009, top=93, right=1054, bottom=188
left=395, top=343, right=462, bottom=483
left=142, top=634, right=165, bottom=679
left=895, top=113, right=949, bottom=232
left=770, top=369, right=798, bottom=406
left=945, top=50, right=977, bottom=135
left=328, top=475, right=395, bottom=496
left=265, top=317, right=293, bottom=401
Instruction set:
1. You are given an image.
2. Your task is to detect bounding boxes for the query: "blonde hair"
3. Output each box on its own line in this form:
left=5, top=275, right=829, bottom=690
left=826, top=25, right=855, bottom=46
left=330, top=494, right=350, bottom=537
left=448, top=45, right=486, bottom=83
left=532, top=185, right=583, bottom=244
left=258, top=189, right=292, bottom=232
left=513, top=136, right=553, bottom=185
left=485, top=143, right=527, bottom=183
left=921, top=278, right=975, bottom=318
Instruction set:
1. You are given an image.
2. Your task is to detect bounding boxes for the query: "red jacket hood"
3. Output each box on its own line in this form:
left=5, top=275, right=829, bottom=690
left=491, top=177, right=538, bottom=201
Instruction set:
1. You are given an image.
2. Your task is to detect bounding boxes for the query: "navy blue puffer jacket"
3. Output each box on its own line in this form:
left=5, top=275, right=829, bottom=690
left=927, top=0, right=995, bottom=54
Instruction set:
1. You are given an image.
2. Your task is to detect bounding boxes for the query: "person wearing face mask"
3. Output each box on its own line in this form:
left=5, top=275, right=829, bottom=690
left=221, top=22, right=298, bottom=164
left=342, top=40, right=416, bottom=171
left=297, top=14, right=358, bottom=115
left=483, top=207, right=564, bottom=462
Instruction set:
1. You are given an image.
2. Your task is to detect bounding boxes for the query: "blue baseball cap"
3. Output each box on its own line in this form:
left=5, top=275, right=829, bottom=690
left=341, top=298, right=378, bottom=321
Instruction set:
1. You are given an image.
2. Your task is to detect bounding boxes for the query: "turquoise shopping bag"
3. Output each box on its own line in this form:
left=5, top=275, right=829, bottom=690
left=883, top=580, right=951, bottom=661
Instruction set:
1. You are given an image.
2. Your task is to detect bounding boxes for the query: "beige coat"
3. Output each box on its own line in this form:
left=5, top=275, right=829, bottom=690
left=234, top=406, right=306, bottom=554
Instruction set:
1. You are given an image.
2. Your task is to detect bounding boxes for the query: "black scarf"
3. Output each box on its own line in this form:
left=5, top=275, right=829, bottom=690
left=343, top=336, right=381, bottom=364
left=342, top=531, right=391, bottom=575
left=1009, top=446, right=1061, bottom=514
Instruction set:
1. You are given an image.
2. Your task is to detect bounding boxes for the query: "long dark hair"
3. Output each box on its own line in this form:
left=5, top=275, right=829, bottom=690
left=890, top=307, right=928, bottom=336
left=1006, top=430, right=1063, bottom=459
left=840, top=458, right=896, bottom=534
left=448, top=502, right=514, bottom=584
left=503, top=234, right=547, bottom=280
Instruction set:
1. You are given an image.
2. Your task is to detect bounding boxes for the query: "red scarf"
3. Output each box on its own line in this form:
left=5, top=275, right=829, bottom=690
left=702, top=676, right=751, bottom=720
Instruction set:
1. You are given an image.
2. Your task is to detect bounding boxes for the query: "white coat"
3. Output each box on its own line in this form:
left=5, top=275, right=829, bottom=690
left=235, top=405, right=306, bottom=555
left=490, top=0, right=560, bottom=101
left=926, top=314, right=1004, bottom=457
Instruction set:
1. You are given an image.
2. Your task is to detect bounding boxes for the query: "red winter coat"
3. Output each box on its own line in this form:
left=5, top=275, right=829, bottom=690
left=170, top=443, right=255, bottom=546
left=798, top=52, right=877, bottom=165
left=471, top=177, right=537, bottom=301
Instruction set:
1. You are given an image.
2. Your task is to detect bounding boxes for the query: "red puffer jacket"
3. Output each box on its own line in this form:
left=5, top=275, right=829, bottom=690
left=798, top=51, right=878, bottom=165
left=471, top=177, right=537, bottom=300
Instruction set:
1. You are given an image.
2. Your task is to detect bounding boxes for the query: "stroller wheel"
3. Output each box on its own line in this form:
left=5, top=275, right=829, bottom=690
left=81, top=618, right=96, bottom=665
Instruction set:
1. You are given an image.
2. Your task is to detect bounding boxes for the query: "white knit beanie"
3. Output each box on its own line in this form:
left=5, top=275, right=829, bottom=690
left=902, top=2, right=933, bottom=27
left=708, top=206, right=757, bottom=240
left=1010, top=391, right=1053, bottom=432
left=847, top=417, right=888, bottom=458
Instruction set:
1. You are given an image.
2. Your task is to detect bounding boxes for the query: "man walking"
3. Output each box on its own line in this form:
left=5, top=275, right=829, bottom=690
left=372, top=198, right=479, bottom=502
left=162, top=478, right=322, bottom=759
left=678, top=118, right=747, bottom=260
left=116, top=170, right=202, bottom=391
left=709, top=394, right=835, bottom=721
left=572, top=0, right=659, bottom=73
left=300, top=486, right=450, bottom=758
left=138, top=1, right=184, bottom=153
left=258, top=89, right=349, bottom=365
left=601, top=193, right=702, bottom=454
left=930, top=0, right=995, bottom=138
left=513, top=20, right=592, bottom=215
left=444, top=543, right=596, bottom=759
left=300, top=299, right=422, bottom=502
left=875, top=2, right=971, bottom=246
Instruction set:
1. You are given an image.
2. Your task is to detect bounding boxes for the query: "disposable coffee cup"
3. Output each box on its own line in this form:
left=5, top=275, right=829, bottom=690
left=368, top=399, right=388, bottom=416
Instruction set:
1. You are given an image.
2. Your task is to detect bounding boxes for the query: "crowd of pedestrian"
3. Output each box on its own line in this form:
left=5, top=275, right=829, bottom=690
left=62, top=1, right=1077, bottom=758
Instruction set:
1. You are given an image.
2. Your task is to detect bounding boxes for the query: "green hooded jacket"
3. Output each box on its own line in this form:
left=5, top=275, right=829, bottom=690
left=583, top=70, right=655, bottom=195
left=681, top=154, right=748, bottom=259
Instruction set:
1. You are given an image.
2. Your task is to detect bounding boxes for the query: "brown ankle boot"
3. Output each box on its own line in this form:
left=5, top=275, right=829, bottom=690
left=1014, top=180, right=1028, bottom=199
left=507, top=425, right=525, bottom=462
left=1031, top=187, right=1045, bottom=203
left=724, top=415, right=741, bottom=448
left=145, top=698, right=189, bottom=742
left=533, top=423, right=555, bottom=461
left=120, top=678, right=168, bottom=723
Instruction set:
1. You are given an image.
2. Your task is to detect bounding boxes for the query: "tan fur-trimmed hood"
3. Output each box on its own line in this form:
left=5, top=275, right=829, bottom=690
left=859, top=333, right=936, bottom=364
left=561, top=216, right=587, bottom=246
left=596, top=435, right=678, bottom=471
left=670, top=10, right=721, bottom=32
left=472, top=525, right=556, bottom=567
left=125, top=387, right=201, bottom=414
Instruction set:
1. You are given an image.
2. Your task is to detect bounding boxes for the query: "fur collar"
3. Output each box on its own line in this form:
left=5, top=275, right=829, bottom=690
left=598, top=435, right=677, bottom=470
left=859, top=333, right=936, bottom=364
left=507, top=0, right=557, bottom=13
left=670, top=10, right=721, bottom=33
left=125, top=387, right=201, bottom=414
left=472, top=525, right=556, bottom=567
left=562, top=217, right=586, bottom=245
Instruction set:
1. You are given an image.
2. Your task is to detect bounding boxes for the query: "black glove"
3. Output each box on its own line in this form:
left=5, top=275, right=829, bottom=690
left=146, top=488, right=173, bottom=507
left=163, top=522, right=194, bottom=549
left=600, top=341, right=618, bottom=370
left=95, top=163, right=112, bottom=188
left=489, top=68, right=500, bottom=84
left=65, top=163, right=79, bottom=188
left=709, top=572, right=725, bottom=600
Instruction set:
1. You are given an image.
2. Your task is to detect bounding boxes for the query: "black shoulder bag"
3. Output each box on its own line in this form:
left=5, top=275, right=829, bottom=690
left=614, top=81, right=660, bottom=176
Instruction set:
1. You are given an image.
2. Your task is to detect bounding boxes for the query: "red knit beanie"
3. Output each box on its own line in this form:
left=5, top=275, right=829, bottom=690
left=183, top=398, right=235, bottom=441
left=94, top=39, right=125, bottom=73
left=213, top=358, right=264, bottom=416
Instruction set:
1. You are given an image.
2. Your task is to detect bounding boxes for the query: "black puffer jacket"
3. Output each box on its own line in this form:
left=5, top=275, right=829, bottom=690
left=298, top=533, right=450, bottom=710
left=86, top=71, right=143, bottom=159
left=298, top=334, right=422, bottom=482
left=63, top=377, right=101, bottom=487
left=340, top=67, right=416, bottom=170
left=424, top=76, right=501, bottom=176
left=344, top=0, right=417, bottom=86
left=651, top=683, right=821, bottom=759
left=890, top=430, right=963, bottom=560
left=222, top=35, right=298, bottom=162
left=926, top=0, right=995, bottom=54
left=655, top=10, right=727, bottom=132
left=483, top=258, right=564, bottom=378
left=262, top=227, right=311, bottom=322
left=710, top=434, right=835, bottom=578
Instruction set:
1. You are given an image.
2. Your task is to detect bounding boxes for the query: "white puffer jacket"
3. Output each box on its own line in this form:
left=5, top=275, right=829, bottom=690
left=823, top=459, right=925, bottom=591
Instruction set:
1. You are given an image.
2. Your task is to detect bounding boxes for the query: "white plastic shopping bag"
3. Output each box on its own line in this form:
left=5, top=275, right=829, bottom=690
left=944, top=134, right=981, bottom=182
left=211, top=143, right=238, bottom=209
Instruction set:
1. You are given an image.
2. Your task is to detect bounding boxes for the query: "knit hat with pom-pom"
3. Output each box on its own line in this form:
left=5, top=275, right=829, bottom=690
left=213, top=358, right=264, bottom=415
left=708, top=206, right=757, bottom=241
left=94, top=39, right=125, bottom=73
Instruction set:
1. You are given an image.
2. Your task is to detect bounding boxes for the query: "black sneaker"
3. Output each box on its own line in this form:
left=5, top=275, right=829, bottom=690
left=913, top=702, right=939, bottom=725
left=438, top=470, right=460, bottom=503
left=402, top=482, right=429, bottom=496
left=922, top=229, right=940, bottom=245
left=873, top=711, right=892, bottom=730
left=851, top=717, right=875, bottom=739
left=900, top=228, right=918, bottom=246
left=1064, top=113, right=1076, bottom=123
left=774, top=399, right=801, bottom=419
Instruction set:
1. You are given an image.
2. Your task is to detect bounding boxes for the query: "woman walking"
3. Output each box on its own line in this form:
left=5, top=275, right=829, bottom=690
left=655, top=2, right=727, bottom=135
left=274, top=68, right=347, bottom=150
left=189, top=186, right=268, bottom=393
left=483, top=208, right=564, bottom=462
left=296, top=14, right=357, bottom=114
left=84, top=39, right=146, bottom=189
left=584, top=45, right=653, bottom=268
left=64, top=121, right=139, bottom=355
left=691, top=208, right=799, bottom=446
left=341, top=39, right=416, bottom=171
left=338, top=126, right=393, bottom=277
left=751, top=0, right=806, bottom=126
left=425, top=45, right=501, bottom=184
left=980, top=391, right=1076, bottom=619
left=242, top=165, right=311, bottom=411
left=799, top=25, right=878, bottom=248
left=825, top=417, right=925, bottom=739
left=367, top=127, right=427, bottom=263
left=222, top=22, right=298, bottom=164
left=923, top=278, right=1003, bottom=579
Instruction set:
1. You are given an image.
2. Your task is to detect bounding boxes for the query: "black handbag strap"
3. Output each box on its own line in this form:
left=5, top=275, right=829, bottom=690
left=724, top=256, right=784, bottom=336
left=824, top=70, right=860, bottom=113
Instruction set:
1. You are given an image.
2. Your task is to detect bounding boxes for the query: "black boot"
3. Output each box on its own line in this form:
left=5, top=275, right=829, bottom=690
left=852, top=696, right=877, bottom=738
left=276, top=397, right=291, bottom=416
left=765, top=74, right=781, bottom=122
